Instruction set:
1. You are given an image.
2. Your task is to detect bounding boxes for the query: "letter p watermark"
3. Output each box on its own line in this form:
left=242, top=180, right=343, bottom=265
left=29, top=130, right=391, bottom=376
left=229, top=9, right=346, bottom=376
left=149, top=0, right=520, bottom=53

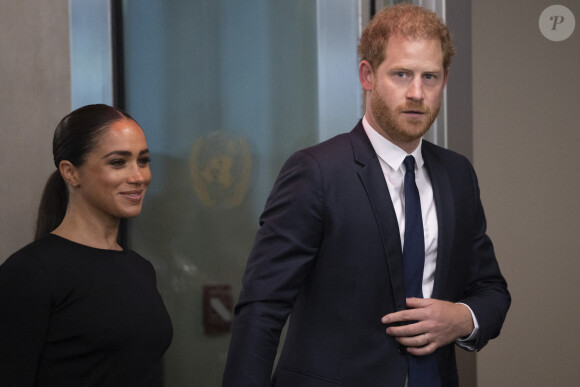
left=550, top=15, right=565, bottom=30
left=540, top=5, right=575, bottom=41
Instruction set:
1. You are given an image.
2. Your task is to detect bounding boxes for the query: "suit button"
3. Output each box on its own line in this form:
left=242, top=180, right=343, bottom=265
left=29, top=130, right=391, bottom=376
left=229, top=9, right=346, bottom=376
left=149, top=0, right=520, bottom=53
left=398, top=345, right=407, bottom=355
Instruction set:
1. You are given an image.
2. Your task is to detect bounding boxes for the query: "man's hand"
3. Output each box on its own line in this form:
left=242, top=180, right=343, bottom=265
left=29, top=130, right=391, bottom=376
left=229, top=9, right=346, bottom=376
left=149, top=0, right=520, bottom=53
left=381, top=298, right=474, bottom=356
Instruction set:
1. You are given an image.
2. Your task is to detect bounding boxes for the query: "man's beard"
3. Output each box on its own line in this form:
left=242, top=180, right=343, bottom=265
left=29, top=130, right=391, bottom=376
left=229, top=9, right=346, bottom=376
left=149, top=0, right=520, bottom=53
left=370, top=89, right=440, bottom=143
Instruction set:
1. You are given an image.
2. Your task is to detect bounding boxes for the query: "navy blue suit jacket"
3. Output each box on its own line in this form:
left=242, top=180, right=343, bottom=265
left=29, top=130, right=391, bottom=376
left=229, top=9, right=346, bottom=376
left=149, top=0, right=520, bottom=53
left=222, top=121, right=510, bottom=387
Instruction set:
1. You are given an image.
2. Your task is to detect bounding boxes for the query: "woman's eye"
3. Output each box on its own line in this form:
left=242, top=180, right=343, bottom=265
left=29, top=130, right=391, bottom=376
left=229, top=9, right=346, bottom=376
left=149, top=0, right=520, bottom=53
left=110, top=159, right=126, bottom=167
left=138, top=157, right=151, bottom=166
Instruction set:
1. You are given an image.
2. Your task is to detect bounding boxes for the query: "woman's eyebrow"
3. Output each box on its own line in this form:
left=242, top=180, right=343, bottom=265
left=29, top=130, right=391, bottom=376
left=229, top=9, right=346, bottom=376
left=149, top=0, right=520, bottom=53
left=102, top=148, right=149, bottom=158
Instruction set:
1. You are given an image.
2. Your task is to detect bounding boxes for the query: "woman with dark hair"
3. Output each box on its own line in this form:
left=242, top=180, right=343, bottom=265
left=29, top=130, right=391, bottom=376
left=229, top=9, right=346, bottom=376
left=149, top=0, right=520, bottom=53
left=0, top=104, right=172, bottom=386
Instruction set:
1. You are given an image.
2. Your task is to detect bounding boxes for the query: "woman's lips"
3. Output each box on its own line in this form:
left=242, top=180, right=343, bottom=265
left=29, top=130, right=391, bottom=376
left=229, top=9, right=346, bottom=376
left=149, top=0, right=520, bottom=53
left=120, top=190, right=144, bottom=202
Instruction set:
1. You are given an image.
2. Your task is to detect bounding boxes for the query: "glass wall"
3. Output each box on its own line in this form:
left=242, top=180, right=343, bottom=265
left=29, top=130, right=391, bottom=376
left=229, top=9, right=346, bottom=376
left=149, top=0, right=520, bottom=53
left=121, top=1, right=360, bottom=385
left=118, top=1, right=447, bottom=385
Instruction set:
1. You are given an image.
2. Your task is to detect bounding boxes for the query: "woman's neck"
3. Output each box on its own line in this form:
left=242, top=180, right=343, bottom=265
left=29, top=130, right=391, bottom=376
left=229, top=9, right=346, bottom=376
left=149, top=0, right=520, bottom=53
left=52, top=209, right=122, bottom=251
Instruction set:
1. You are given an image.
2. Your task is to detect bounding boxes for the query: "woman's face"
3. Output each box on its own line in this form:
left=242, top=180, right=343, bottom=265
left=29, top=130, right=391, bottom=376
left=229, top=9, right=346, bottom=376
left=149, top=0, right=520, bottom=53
left=73, top=118, right=151, bottom=220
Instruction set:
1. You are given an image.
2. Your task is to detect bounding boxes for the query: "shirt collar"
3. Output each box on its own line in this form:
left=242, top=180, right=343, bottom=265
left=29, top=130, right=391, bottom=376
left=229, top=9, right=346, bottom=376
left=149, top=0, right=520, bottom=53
left=362, top=115, right=424, bottom=172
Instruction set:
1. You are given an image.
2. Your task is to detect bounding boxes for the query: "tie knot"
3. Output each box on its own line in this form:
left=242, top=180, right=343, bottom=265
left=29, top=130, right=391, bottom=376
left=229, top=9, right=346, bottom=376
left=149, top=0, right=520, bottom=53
left=403, top=155, right=416, bottom=174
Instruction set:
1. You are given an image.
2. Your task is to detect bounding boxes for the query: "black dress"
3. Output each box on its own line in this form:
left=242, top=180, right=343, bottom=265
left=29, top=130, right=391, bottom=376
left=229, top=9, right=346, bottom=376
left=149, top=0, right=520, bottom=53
left=0, top=234, right=173, bottom=386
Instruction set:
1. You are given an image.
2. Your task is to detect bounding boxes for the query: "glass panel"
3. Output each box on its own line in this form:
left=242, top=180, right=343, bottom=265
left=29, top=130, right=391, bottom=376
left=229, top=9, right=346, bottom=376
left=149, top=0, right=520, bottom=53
left=69, top=0, right=114, bottom=109
left=121, top=1, right=360, bottom=385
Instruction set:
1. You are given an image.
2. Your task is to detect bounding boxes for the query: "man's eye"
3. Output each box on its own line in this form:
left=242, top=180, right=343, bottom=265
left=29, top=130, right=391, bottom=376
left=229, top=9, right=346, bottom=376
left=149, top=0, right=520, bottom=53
left=396, top=72, right=406, bottom=78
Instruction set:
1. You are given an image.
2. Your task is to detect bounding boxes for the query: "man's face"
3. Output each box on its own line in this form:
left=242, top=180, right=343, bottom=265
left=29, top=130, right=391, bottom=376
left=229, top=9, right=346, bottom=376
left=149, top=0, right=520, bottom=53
left=364, top=35, right=448, bottom=151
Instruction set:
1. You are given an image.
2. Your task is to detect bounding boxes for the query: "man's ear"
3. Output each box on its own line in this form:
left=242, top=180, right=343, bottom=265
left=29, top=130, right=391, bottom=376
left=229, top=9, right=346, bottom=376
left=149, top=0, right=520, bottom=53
left=59, top=160, right=80, bottom=188
left=359, top=60, right=375, bottom=91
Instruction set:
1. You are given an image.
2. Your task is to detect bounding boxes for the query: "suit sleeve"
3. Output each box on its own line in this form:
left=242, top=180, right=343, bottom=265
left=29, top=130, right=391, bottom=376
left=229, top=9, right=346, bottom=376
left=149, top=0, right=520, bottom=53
left=459, top=162, right=511, bottom=351
left=0, top=254, right=51, bottom=386
left=222, top=150, right=324, bottom=387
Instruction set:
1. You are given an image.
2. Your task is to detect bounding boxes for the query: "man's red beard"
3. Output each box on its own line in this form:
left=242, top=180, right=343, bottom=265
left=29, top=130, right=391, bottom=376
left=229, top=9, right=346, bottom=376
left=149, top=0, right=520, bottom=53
left=370, top=90, right=440, bottom=143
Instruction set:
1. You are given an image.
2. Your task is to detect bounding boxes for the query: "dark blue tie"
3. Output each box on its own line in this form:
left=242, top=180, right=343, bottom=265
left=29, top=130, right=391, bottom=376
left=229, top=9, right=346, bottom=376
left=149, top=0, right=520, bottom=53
left=402, top=155, right=440, bottom=387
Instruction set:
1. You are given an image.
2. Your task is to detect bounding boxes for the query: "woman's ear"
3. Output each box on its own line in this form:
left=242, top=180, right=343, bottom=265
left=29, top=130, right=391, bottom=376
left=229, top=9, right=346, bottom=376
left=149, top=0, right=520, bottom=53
left=58, top=160, right=80, bottom=188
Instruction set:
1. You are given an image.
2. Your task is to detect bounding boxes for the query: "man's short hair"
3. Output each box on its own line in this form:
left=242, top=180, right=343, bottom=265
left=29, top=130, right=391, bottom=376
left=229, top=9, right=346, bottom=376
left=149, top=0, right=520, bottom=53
left=358, top=3, right=455, bottom=71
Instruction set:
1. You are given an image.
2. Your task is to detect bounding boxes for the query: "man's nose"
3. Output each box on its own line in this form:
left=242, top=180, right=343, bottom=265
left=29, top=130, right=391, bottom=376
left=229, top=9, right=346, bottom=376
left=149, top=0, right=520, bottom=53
left=406, top=77, right=425, bottom=101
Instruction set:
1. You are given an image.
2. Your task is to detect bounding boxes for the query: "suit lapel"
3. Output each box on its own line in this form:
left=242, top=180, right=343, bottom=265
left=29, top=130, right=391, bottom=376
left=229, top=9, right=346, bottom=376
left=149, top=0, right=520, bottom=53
left=422, top=142, right=455, bottom=299
left=349, top=123, right=407, bottom=312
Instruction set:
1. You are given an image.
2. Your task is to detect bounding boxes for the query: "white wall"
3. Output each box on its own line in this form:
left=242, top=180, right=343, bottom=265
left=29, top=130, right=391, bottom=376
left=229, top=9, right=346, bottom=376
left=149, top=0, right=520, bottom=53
left=472, top=0, right=580, bottom=385
left=0, top=0, right=71, bottom=262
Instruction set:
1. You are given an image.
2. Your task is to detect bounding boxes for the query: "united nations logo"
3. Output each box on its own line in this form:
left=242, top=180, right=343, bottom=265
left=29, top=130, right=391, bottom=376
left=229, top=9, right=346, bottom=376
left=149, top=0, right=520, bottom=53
left=189, top=131, right=252, bottom=208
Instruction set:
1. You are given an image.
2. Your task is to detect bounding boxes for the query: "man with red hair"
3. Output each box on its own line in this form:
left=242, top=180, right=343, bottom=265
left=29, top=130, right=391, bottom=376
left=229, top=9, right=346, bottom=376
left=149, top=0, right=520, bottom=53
left=223, top=4, right=510, bottom=386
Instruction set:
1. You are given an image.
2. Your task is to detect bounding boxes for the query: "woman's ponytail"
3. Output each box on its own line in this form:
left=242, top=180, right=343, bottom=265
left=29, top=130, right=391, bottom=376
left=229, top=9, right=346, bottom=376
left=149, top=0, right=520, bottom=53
left=34, top=170, right=68, bottom=240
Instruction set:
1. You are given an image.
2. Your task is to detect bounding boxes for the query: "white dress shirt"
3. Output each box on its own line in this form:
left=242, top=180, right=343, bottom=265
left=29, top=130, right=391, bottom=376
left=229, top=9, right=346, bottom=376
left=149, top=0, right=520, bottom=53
left=362, top=116, right=479, bottom=349
left=362, top=117, right=437, bottom=298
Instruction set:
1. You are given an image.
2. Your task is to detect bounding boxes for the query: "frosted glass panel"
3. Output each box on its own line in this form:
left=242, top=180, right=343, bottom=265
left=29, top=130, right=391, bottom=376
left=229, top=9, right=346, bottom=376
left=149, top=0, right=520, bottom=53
left=122, top=1, right=320, bottom=385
